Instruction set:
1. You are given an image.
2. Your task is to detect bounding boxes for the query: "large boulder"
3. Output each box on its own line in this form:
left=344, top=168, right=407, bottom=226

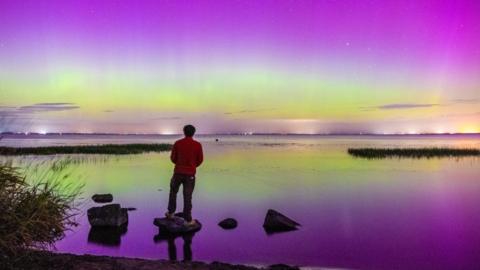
left=218, top=218, right=238, bottom=229
left=263, top=209, right=300, bottom=232
left=87, top=204, right=128, bottom=227
left=153, top=215, right=201, bottom=234
left=91, top=194, right=113, bottom=203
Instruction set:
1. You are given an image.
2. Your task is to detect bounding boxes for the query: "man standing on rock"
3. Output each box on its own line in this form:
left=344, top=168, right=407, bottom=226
left=166, top=124, right=203, bottom=226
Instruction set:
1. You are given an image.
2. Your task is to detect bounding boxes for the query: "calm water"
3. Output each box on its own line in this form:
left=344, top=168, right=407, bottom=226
left=1, top=134, right=480, bottom=270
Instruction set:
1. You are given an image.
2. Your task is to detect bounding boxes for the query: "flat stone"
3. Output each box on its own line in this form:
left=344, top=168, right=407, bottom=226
left=91, top=194, right=113, bottom=203
left=87, top=204, right=128, bottom=227
left=153, top=216, right=201, bottom=234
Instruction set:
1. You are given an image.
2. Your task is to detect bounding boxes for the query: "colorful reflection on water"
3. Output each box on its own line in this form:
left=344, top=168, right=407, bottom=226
left=1, top=135, right=480, bottom=270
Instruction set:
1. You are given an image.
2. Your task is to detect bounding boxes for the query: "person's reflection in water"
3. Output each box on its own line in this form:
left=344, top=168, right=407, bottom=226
left=182, top=232, right=193, bottom=261
left=154, top=231, right=196, bottom=262
left=167, top=238, right=177, bottom=261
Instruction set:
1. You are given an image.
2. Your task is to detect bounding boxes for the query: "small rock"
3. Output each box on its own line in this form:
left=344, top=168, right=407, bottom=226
left=87, top=204, right=128, bottom=227
left=263, top=209, right=300, bottom=232
left=126, top=207, right=137, bottom=211
left=153, top=215, right=202, bottom=234
left=218, top=218, right=238, bottom=229
left=91, top=194, right=113, bottom=203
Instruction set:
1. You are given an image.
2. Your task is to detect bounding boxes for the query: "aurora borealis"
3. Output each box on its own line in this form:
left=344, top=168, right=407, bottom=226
left=0, top=0, right=479, bottom=134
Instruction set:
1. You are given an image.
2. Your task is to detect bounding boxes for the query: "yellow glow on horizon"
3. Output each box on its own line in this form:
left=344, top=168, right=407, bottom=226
left=459, top=125, right=480, bottom=134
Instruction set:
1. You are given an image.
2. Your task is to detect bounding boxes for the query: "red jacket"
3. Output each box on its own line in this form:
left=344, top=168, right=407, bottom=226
left=170, top=136, right=203, bottom=176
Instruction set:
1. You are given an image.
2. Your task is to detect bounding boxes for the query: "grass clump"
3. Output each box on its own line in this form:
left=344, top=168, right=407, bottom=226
left=0, top=143, right=172, bottom=156
left=348, top=147, right=480, bottom=159
left=0, top=163, right=81, bottom=258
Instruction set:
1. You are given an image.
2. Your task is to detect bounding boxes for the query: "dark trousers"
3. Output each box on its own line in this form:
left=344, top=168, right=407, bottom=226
left=167, top=173, right=196, bottom=222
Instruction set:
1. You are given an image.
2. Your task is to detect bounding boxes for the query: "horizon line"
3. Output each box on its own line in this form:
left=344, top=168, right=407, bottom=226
left=1, top=131, right=479, bottom=136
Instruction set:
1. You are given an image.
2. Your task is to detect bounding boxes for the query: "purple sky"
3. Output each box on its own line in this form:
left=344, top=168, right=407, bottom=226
left=0, top=0, right=479, bottom=134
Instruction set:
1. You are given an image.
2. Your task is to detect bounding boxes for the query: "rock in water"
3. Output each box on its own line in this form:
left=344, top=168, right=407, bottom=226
left=91, top=194, right=113, bottom=203
left=87, top=204, right=128, bottom=227
left=153, top=216, right=202, bottom=234
left=263, top=209, right=300, bottom=232
left=218, top=218, right=238, bottom=229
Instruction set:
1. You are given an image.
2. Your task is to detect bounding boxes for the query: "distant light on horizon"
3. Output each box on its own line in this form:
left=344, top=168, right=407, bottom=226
left=407, top=129, right=418, bottom=135
left=158, top=128, right=176, bottom=135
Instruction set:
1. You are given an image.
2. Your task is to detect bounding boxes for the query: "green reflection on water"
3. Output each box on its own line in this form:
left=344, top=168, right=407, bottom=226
left=2, top=141, right=477, bottom=205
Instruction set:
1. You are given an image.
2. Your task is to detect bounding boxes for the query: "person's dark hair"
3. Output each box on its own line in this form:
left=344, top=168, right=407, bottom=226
left=183, top=125, right=196, bottom=137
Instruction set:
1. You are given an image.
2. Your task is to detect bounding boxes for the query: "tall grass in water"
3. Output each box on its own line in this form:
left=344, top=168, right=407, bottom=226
left=0, top=143, right=172, bottom=156
left=348, top=147, right=480, bottom=159
left=0, top=162, right=82, bottom=259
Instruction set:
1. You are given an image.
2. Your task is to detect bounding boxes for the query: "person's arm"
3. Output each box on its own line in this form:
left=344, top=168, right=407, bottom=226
left=170, top=143, right=177, bottom=164
left=196, top=144, right=203, bottom=167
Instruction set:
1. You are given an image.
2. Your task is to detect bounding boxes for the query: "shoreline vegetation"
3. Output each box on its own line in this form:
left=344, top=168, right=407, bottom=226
left=0, top=144, right=172, bottom=156
left=348, top=147, right=480, bottom=159
left=0, top=164, right=81, bottom=257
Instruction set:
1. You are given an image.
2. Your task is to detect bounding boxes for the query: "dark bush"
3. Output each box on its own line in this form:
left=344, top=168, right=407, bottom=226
left=0, top=163, right=81, bottom=257
left=0, top=143, right=172, bottom=156
left=348, top=147, right=480, bottom=159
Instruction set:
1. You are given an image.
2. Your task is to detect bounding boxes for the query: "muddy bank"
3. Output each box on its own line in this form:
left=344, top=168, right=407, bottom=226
left=1, top=251, right=299, bottom=270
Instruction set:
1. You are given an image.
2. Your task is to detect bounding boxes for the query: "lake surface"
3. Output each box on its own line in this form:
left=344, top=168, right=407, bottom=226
left=1, top=134, right=480, bottom=270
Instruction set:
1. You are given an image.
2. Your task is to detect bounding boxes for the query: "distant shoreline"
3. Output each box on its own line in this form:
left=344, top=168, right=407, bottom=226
left=1, top=132, right=479, bottom=137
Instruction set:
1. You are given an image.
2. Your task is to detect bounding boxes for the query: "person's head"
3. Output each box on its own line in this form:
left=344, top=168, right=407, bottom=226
left=183, top=124, right=196, bottom=137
